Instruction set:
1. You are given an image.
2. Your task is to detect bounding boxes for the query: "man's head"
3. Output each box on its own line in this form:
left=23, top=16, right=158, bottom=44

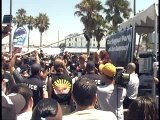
left=85, top=61, right=95, bottom=73
left=9, top=84, right=33, bottom=113
left=72, top=77, right=97, bottom=107
left=2, top=93, right=26, bottom=120
left=99, top=63, right=116, bottom=80
left=54, top=59, right=65, bottom=73
left=20, top=64, right=30, bottom=78
left=31, top=64, right=42, bottom=76
left=31, top=98, right=62, bottom=120
left=79, top=54, right=87, bottom=64
left=126, top=63, right=136, bottom=74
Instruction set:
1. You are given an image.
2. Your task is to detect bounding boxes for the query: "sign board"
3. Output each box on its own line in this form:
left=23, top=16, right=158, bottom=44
left=106, top=28, right=133, bottom=67
left=12, top=27, right=27, bottom=55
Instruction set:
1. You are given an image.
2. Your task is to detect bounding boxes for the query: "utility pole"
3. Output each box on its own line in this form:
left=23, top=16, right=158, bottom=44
left=58, top=31, right=59, bottom=47
left=9, top=0, right=12, bottom=54
left=133, top=0, right=136, bottom=15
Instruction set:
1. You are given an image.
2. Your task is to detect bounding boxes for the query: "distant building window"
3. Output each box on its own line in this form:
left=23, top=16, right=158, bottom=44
left=69, top=43, right=71, bottom=47
left=75, top=38, right=77, bottom=41
left=93, top=44, right=95, bottom=47
left=69, top=38, right=71, bottom=41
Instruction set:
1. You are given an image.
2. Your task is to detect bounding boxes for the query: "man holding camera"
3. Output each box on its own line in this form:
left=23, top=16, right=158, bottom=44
left=97, top=63, right=126, bottom=120
left=123, top=63, right=139, bottom=109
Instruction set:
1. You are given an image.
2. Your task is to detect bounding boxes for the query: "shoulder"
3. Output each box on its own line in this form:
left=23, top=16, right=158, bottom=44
left=94, top=110, right=117, bottom=119
left=63, top=109, right=117, bottom=120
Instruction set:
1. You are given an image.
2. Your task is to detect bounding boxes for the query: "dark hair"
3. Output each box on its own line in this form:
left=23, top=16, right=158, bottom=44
left=3, top=61, right=10, bottom=70
left=9, top=84, right=33, bottom=112
left=73, top=77, right=97, bottom=107
left=54, top=59, right=64, bottom=73
left=127, top=96, right=158, bottom=120
left=31, top=64, right=41, bottom=75
left=31, top=98, right=59, bottom=120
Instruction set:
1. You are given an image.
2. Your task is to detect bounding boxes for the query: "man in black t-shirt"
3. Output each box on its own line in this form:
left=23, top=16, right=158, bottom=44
left=22, top=63, right=47, bottom=108
left=47, top=59, right=73, bottom=115
left=80, top=61, right=105, bottom=86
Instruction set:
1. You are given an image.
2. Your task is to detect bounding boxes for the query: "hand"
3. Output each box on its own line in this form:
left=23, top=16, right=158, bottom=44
left=33, top=50, right=39, bottom=56
left=153, top=77, right=159, bottom=84
left=2, top=25, right=12, bottom=39
left=14, top=53, right=22, bottom=58
left=43, top=88, right=48, bottom=98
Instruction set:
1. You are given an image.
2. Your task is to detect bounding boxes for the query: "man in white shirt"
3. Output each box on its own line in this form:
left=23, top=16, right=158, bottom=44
left=97, top=63, right=126, bottom=120
left=123, top=63, right=139, bottom=109
left=63, top=77, right=117, bottom=120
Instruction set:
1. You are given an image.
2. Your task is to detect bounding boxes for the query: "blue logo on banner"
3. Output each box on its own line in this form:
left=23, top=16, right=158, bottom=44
left=13, top=27, right=27, bottom=48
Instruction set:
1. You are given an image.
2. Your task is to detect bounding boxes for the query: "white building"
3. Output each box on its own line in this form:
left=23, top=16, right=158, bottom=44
left=65, top=33, right=106, bottom=48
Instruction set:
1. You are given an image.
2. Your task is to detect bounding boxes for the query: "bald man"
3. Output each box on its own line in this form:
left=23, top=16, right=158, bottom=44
left=123, top=63, right=140, bottom=109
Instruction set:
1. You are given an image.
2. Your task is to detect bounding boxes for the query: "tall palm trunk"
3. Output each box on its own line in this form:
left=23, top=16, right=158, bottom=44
left=87, top=40, right=90, bottom=56
left=97, top=41, right=100, bottom=50
left=28, top=29, right=30, bottom=51
left=40, top=32, right=43, bottom=48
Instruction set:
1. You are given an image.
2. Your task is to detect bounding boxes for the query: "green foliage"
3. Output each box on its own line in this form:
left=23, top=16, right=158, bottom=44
left=104, top=0, right=132, bottom=31
left=75, top=0, right=106, bottom=51
left=27, top=15, right=34, bottom=31
left=14, top=8, right=27, bottom=27
left=74, top=0, right=104, bottom=38
left=34, top=13, right=50, bottom=47
left=142, top=34, right=153, bottom=50
left=34, top=13, right=50, bottom=33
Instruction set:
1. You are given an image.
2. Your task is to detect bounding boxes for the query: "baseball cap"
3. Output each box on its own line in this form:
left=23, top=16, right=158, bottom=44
left=2, top=95, right=17, bottom=120
left=99, top=63, right=116, bottom=78
left=7, top=93, right=26, bottom=114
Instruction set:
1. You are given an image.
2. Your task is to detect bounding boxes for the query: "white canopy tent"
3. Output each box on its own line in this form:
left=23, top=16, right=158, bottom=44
left=119, top=2, right=159, bottom=100
left=118, top=2, right=159, bottom=59
left=118, top=2, right=159, bottom=34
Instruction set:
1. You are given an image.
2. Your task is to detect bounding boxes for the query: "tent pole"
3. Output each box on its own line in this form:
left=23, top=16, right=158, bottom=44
left=152, top=15, right=158, bottom=101
left=131, top=26, right=136, bottom=62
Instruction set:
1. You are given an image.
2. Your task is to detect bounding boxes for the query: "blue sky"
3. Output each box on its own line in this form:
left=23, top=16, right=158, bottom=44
left=2, top=0, right=154, bottom=46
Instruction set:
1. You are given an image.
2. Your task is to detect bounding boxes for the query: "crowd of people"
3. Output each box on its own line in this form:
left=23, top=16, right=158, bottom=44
left=2, top=25, right=159, bottom=120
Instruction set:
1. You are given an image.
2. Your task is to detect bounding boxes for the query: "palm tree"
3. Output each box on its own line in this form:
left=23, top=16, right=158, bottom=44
left=104, top=0, right=132, bottom=32
left=14, top=8, right=27, bottom=27
left=26, top=15, right=34, bottom=51
left=34, top=13, right=50, bottom=48
left=93, top=15, right=108, bottom=50
left=74, top=0, right=104, bottom=55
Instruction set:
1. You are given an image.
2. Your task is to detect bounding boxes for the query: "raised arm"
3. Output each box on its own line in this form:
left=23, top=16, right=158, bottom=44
left=9, top=53, right=24, bottom=83
left=34, top=50, right=40, bottom=64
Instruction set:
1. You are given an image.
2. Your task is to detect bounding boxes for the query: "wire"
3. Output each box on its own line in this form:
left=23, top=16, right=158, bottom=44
left=22, top=33, right=84, bottom=55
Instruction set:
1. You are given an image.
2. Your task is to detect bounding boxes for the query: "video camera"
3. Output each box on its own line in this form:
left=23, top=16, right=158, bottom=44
left=115, top=67, right=130, bottom=88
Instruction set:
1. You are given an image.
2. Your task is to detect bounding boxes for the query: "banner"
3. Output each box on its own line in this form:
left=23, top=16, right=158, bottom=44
left=12, top=27, right=27, bottom=55
left=106, top=28, right=133, bottom=67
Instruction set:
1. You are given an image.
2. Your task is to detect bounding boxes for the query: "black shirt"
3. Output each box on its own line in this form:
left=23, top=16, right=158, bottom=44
left=22, top=75, right=46, bottom=108
left=80, top=73, right=105, bottom=86
left=4, top=71, right=15, bottom=93
left=50, top=73, right=72, bottom=104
